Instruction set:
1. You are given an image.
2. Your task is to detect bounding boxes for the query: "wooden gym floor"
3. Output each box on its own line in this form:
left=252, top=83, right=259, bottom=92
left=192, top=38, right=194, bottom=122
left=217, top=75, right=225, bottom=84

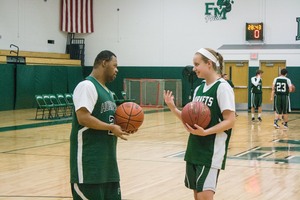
left=0, top=108, right=300, bottom=200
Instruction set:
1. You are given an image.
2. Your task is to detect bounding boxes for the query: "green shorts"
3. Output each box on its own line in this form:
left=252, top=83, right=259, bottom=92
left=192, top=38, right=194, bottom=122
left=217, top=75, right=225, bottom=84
left=71, top=182, right=121, bottom=200
left=274, top=94, right=291, bottom=114
left=184, top=162, right=220, bottom=192
left=251, top=93, right=262, bottom=108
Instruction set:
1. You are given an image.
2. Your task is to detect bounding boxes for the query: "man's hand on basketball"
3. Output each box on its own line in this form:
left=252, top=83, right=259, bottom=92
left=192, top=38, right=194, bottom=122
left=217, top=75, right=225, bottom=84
left=184, top=123, right=207, bottom=136
left=125, top=129, right=137, bottom=134
left=110, top=124, right=130, bottom=140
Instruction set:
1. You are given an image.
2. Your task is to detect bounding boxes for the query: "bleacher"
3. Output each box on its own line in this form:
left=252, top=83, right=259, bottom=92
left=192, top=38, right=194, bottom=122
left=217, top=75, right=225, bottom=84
left=0, top=49, right=81, bottom=66
left=0, top=55, right=6, bottom=63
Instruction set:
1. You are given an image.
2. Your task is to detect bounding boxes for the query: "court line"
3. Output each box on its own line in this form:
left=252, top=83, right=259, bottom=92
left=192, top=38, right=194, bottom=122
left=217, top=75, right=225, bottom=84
left=0, top=195, right=72, bottom=199
left=0, top=109, right=169, bottom=133
left=0, top=119, right=72, bottom=133
left=1, top=141, right=68, bottom=154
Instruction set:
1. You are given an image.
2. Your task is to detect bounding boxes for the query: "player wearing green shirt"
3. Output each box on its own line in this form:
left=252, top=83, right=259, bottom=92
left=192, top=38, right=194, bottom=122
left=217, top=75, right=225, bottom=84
left=271, top=68, right=292, bottom=129
left=70, top=50, right=131, bottom=200
left=250, top=70, right=264, bottom=122
left=164, top=48, right=235, bottom=200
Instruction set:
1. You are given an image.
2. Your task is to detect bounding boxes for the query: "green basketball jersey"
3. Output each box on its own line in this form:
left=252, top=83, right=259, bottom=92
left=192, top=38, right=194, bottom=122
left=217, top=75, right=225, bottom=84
left=184, top=80, right=232, bottom=170
left=251, top=77, right=262, bottom=94
left=274, top=77, right=290, bottom=95
left=70, top=76, right=119, bottom=184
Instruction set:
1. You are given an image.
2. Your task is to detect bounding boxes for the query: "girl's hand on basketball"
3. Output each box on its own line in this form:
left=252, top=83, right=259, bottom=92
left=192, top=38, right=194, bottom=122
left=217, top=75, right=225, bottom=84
left=184, top=123, right=207, bottom=136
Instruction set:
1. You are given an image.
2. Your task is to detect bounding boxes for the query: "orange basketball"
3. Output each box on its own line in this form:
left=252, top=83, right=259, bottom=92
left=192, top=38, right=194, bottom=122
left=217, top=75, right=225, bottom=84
left=115, top=102, right=144, bottom=132
left=290, top=84, right=296, bottom=93
left=181, top=101, right=211, bottom=129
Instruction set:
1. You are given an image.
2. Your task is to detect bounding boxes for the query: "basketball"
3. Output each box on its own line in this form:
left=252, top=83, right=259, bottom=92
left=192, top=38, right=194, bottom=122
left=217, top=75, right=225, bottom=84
left=290, top=84, right=296, bottom=93
left=115, top=102, right=144, bottom=132
left=181, top=101, right=211, bottom=129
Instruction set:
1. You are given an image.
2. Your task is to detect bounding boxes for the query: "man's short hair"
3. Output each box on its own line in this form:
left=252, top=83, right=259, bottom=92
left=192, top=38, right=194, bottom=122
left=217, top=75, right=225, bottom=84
left=256, top=69, right=264, bottom=75
left=281, top=68, right=288, bottom=75
left=93, top=50, right=116, bottom=68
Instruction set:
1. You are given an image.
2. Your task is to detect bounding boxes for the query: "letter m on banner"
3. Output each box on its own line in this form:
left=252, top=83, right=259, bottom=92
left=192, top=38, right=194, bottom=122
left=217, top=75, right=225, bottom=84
left=60, top=0, right=94, bottom=33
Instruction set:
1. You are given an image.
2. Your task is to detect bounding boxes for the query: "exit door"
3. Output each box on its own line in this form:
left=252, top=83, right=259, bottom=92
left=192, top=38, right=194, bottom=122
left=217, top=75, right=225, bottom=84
left=225, top=62, right=249, bottom=110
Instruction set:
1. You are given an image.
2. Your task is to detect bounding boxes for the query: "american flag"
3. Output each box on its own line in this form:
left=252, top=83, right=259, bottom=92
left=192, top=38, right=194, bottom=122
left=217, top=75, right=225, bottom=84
left=60, top=0, right=94, bottom=33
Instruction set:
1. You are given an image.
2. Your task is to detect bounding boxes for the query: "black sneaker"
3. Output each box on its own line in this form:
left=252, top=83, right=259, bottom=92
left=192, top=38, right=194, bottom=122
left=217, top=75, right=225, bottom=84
left=258, top=117, right=262, bottom=122
left=251, top=117, right=255, bottom=122
left=274, top=123, right=280, bottom=129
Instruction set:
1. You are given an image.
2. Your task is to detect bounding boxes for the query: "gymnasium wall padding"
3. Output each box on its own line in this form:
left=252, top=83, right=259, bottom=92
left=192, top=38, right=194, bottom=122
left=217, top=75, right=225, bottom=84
left=67, top=67, right=84, bottom=93
left=52, top=66, right=68, bottom=94
left=286, top=67, right=300, bottom=109
left=34, top=66, right=52, bottom=97
left=0, top=64, right=15, bottom=111
left=15, top=65, right=36, bottom=109
left=14, top=65, right=83, bottom=109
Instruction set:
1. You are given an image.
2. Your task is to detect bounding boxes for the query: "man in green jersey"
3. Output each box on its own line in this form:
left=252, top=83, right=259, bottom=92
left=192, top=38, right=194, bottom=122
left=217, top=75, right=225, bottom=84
left=270, top=68, right=293, bottom=129
left=70, top=50, right=131, bottom=200
left=250, top=70, right=264, bottom=122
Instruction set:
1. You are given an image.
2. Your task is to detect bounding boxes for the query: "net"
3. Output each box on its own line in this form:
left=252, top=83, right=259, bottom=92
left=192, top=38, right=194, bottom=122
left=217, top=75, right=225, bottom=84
left=124, top=79, right=182, bottom=107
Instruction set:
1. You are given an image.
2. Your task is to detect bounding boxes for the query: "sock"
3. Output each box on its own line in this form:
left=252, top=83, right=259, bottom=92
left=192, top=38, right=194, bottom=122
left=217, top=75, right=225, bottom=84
left=252, top=114, right=254, bottom=118
left=274, top=119, right=278, bottom=124
left=258, top=114, right=261, bottom=118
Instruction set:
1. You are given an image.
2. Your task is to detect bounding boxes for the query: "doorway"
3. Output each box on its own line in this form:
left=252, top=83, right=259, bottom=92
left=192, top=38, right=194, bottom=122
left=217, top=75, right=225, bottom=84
left=224, top=61, right=249, bottom=110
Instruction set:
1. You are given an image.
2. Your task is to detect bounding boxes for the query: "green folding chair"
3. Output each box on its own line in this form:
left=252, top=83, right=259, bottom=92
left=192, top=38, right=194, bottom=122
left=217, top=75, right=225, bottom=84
left=64, top=93, right=74, bottom=116
left=35, top=95, right=53, bottom=119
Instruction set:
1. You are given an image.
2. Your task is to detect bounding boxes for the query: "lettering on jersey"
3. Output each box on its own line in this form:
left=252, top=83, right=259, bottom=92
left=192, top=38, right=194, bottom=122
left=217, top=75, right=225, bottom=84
left=194, top=96, right=214, bottom=107
left=101, top=101, right=116, bottom=114
left=108, top=115, right=115, bottom=135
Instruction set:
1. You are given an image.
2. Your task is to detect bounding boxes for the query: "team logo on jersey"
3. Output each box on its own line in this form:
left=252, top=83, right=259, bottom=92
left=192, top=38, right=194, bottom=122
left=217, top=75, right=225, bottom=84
left=194, top=96, right=214, bottom=107
left=101, top=101, right=117, bottom=113
left=204, top=0, right=234, bottom=23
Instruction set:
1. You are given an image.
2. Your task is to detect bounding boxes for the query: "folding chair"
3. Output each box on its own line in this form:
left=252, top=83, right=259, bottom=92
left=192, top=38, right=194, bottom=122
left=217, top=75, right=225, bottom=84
left=35, top=95, right=52, bottom=119
left=57, top=93, right=70, bottom=117
left=42, top=94, right=55, bottom=119
left=49, top=94, right=66, bottom=118
left=64, top=93, right=74, bottom=116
